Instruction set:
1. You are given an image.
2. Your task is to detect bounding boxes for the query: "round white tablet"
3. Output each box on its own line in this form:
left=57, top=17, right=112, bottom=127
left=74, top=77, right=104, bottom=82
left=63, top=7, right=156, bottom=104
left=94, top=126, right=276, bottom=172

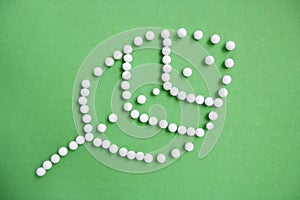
left=69, top=141, right=78, bottom=150
left=193, top=30, right=203, bottom=40
left=225, top=58, right=234, bottom=68
left=205, top=55, right=215, bottom=65
left=144, top=154, right=153, bottom=163
left=102, top=140, right=111, bottom=149
left=108, top=113, right=118, bottom=123
left=206, top=122, right=214, bottom=130
left=134, top=36, right=143, bottom=46
left=124, top=54, right=133, bottom=63
left=113, top=50, right=122, bottom=60
left=178, top=91, right=187, bottom=101
left=161, top=73, right=170, bottom=82
left=196, top=128, right=205, bottom=137
left=136, top=152, right=145, bottom=161
left=80, top=105, right=89, bottom=114
left=93, top=67, right=103, bottom=77
left=162, top=46, right=171, bottom=56
left=119, top=147, right=128, bottom=157
left=162, top=55, right=171, bottom=64
left=187, top=127, right=196, bottom=136
left=218, top=88, right=228, bottom=98
left=149, top=116, right=158, bottom=126
left=183, top=67, right=192, bottom=77
left=159, top=119, right=168, bottom=129
left=93, top=138, right=102, bottom=147
left=76, top=135, right=85, bottom=145
left=171, top=149, right=181, bottom=159
left=127, top=150, right=136, bottom=160
left=122, top=91, right=131, bottom=100
left=84, top=133, right=94, bottom=142
left=139, top=114, right=149, bottom=123
left=58, top=147, right=68, bottom=157
left=109, top=144, right=119, bottom=154
left=123, top=102, right=133, bottom=112
left=97, top=123, right=107, bottom=133
left=123, top=45, right=132, bottom=54
left=178, top=125, right=187, bottom=135
left=195, top=95, right=204, bottom=104
left=156, top=153, right=166, bottom=163
left=121, top=81, right=130, bottom=90
left=81, top=79, right=90, bottom=88
left=214, top=98, right=224, bottom=108
left=187, top=93, right=196, bottom=103
left=145, top=31, right=155, bottom=41
left=209, top=111, right=218, bottom=121
left=163, top=82, right=172, bottom=91
left=122, top=71, right=131, bottom=80
left=170, top=87, right=179, bottom=96
left=226, top=41, right=236, bottom=51
left=83, top=124, right=93, bottom=133
left=137, top=95, right=147, bottom=104
left=222, top=75, right=232, bottom=85
left=161, top=29, right=170, bottom=39
left=82, top=114, right=92, bottom=123
left=162, top=64, right=172, bottom=73
left=211, top=34, right=220, bottom=44
left=80, top=88, right=90, bottom=97
left=36, top=167, right=46, bottom=177
left=184, top=142, right=194, bottom=152
left=163, top=38, right=172, bottom=46
left=50, top=154, right=60, bottom=164
left=168, top=123, right=178, bottom=133
left=152, top=88, right=160, bottom=96
left=131, top=110, right=139, bottom=119
left=205, top=97, right=214, bottom=106
left=122, top=62, right=131, bottom=71
left=42, top=160, right=52, bottom=170
left=105, top=57, right=114, bottom=67
left=78, top=96, right=87, bottom=105
left=177, top=28, right=187, bottom=38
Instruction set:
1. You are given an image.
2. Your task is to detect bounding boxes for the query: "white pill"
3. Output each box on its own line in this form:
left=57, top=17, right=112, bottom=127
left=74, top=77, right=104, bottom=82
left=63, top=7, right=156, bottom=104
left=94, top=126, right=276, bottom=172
left=162, top=46, right=171, bottom=56
left=152, top=88, right=160, bottom=96
left=36, top=167, right=46, bottom=177
left=123, top=45, right=132, bottom=54
left=121, top=81, right=130, bottom=90
left=93, top=67, right=103, bottom=77
left=136, top=152, right=145, bottom=161
left=178, top=91, right=187, bottom=100
left=113, top=50, right=122, bottom=60
left=69, top=141, right=78, bottom=150
left=170, top=87, right=179, bottom=96
left=226, top=41, right=236, bottom=51
left=149, top=116, right=158, bottom=126
left=137, top=95, right=147, bottom=104
left=225, top=58, right=234, bottom=68
left=93, top=138, right=102, bottom=147
left=145, top=31, right=155, bottom=41
left=139, top=114, right=149, bottom=123
left=214, top=98, right=224, bottom=108
left=163, top=81, right=172, bottom=91
left=156, top=153, right=166, bottom=163
left=159, top=119, right=168, bottom=129
left=177, top=28, right=187, bottom=38
left=76, top=135, right=85, bottom=145
left=122, top=71, right=131, bottom=80
left=163, top=38, right=172, bottom=46
left=109, top=144, right=119, bottom=154
left=134, top=36, right=143, bottom=46
left=187, top=127, right=196, bottom=136
left=205, top=97, right=214, bottom=106
left=211, top=34, right=220, bottom=44
left=82, top=114, right=92, bottom=123
left=108, top=113, right=118, bottom=123
left=122, top=62, right=131, bottom=71
left=97, top=123, right=107, bottom=133
left=85, top=133, right=94, bottom=142
left=122, top=91, right=131, bottom=100
left=127, top=150, right=136, bottom=160
left=80, top=105, right=89, bottom=114
left=42, top=160, right=52, bottom=170
left=78, top=96, right=87, bottom=105
left=218, top=88, right=228, bottom=98
left=130, top=110, right=140, bottom=119
left=58, top=147, right=68, bottom=157
left=205, top=55, right=215, bottom=65
left=209, top=111, right=218, bottom=121
left=222, top=75, right=232, bottom=85
left=162, top=64, right=172, bottom=73
left=196, top=128, right=205, bottom=137
left=144, top=153, right=153, bottom=163
left=81, top=79, right=90, bottom=88
left=162, top=55, right=171, bottom=64
left=119, top=147, right=128, bottom=157
left=105, top=57, right=114, bottom=67
left=183, top=67, right=192, bottom=77
left=50, top=154, right=60, bottom=164
left=193, top=30, right=203, bottom=40
left=102, top=140, right=111, bottom=149
left=206, top=122, right=214, bottom=130
left=161, top=73, right=170, bottom=82
left=83, top=124, right=93, bottom=133
left=123, top=102, right=133, bottom=112
left=178, top=125, right=187, bottom=135
left=124, top=54, right=133, bottom=63
left=171, top=149, right=181, bottom=158
left=195, top=95, right=204, bottom=104
left=184, top=142, right=194, bottom=152
left=187, top=93, right=196, bottom=103
left=168, top=123, right=177, bottom=132
left=80, top=88, right=90, bottom=97
left=161, top=29, right=170, bottom=39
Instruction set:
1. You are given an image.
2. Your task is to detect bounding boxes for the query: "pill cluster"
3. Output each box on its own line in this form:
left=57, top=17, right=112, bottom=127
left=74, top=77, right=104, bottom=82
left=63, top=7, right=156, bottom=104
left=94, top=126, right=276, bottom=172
left=36, top=28, right=236, bottom=176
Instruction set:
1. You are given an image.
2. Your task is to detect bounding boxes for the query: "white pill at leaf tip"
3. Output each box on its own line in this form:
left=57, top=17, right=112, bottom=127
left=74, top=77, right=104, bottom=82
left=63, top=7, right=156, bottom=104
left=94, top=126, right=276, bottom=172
left=36, top=167, right=46, bottom=177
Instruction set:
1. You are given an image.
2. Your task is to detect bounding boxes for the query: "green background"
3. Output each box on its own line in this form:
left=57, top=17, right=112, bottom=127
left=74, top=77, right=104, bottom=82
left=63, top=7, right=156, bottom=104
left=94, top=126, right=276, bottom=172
left=1, top=0, right=299, bottom=199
